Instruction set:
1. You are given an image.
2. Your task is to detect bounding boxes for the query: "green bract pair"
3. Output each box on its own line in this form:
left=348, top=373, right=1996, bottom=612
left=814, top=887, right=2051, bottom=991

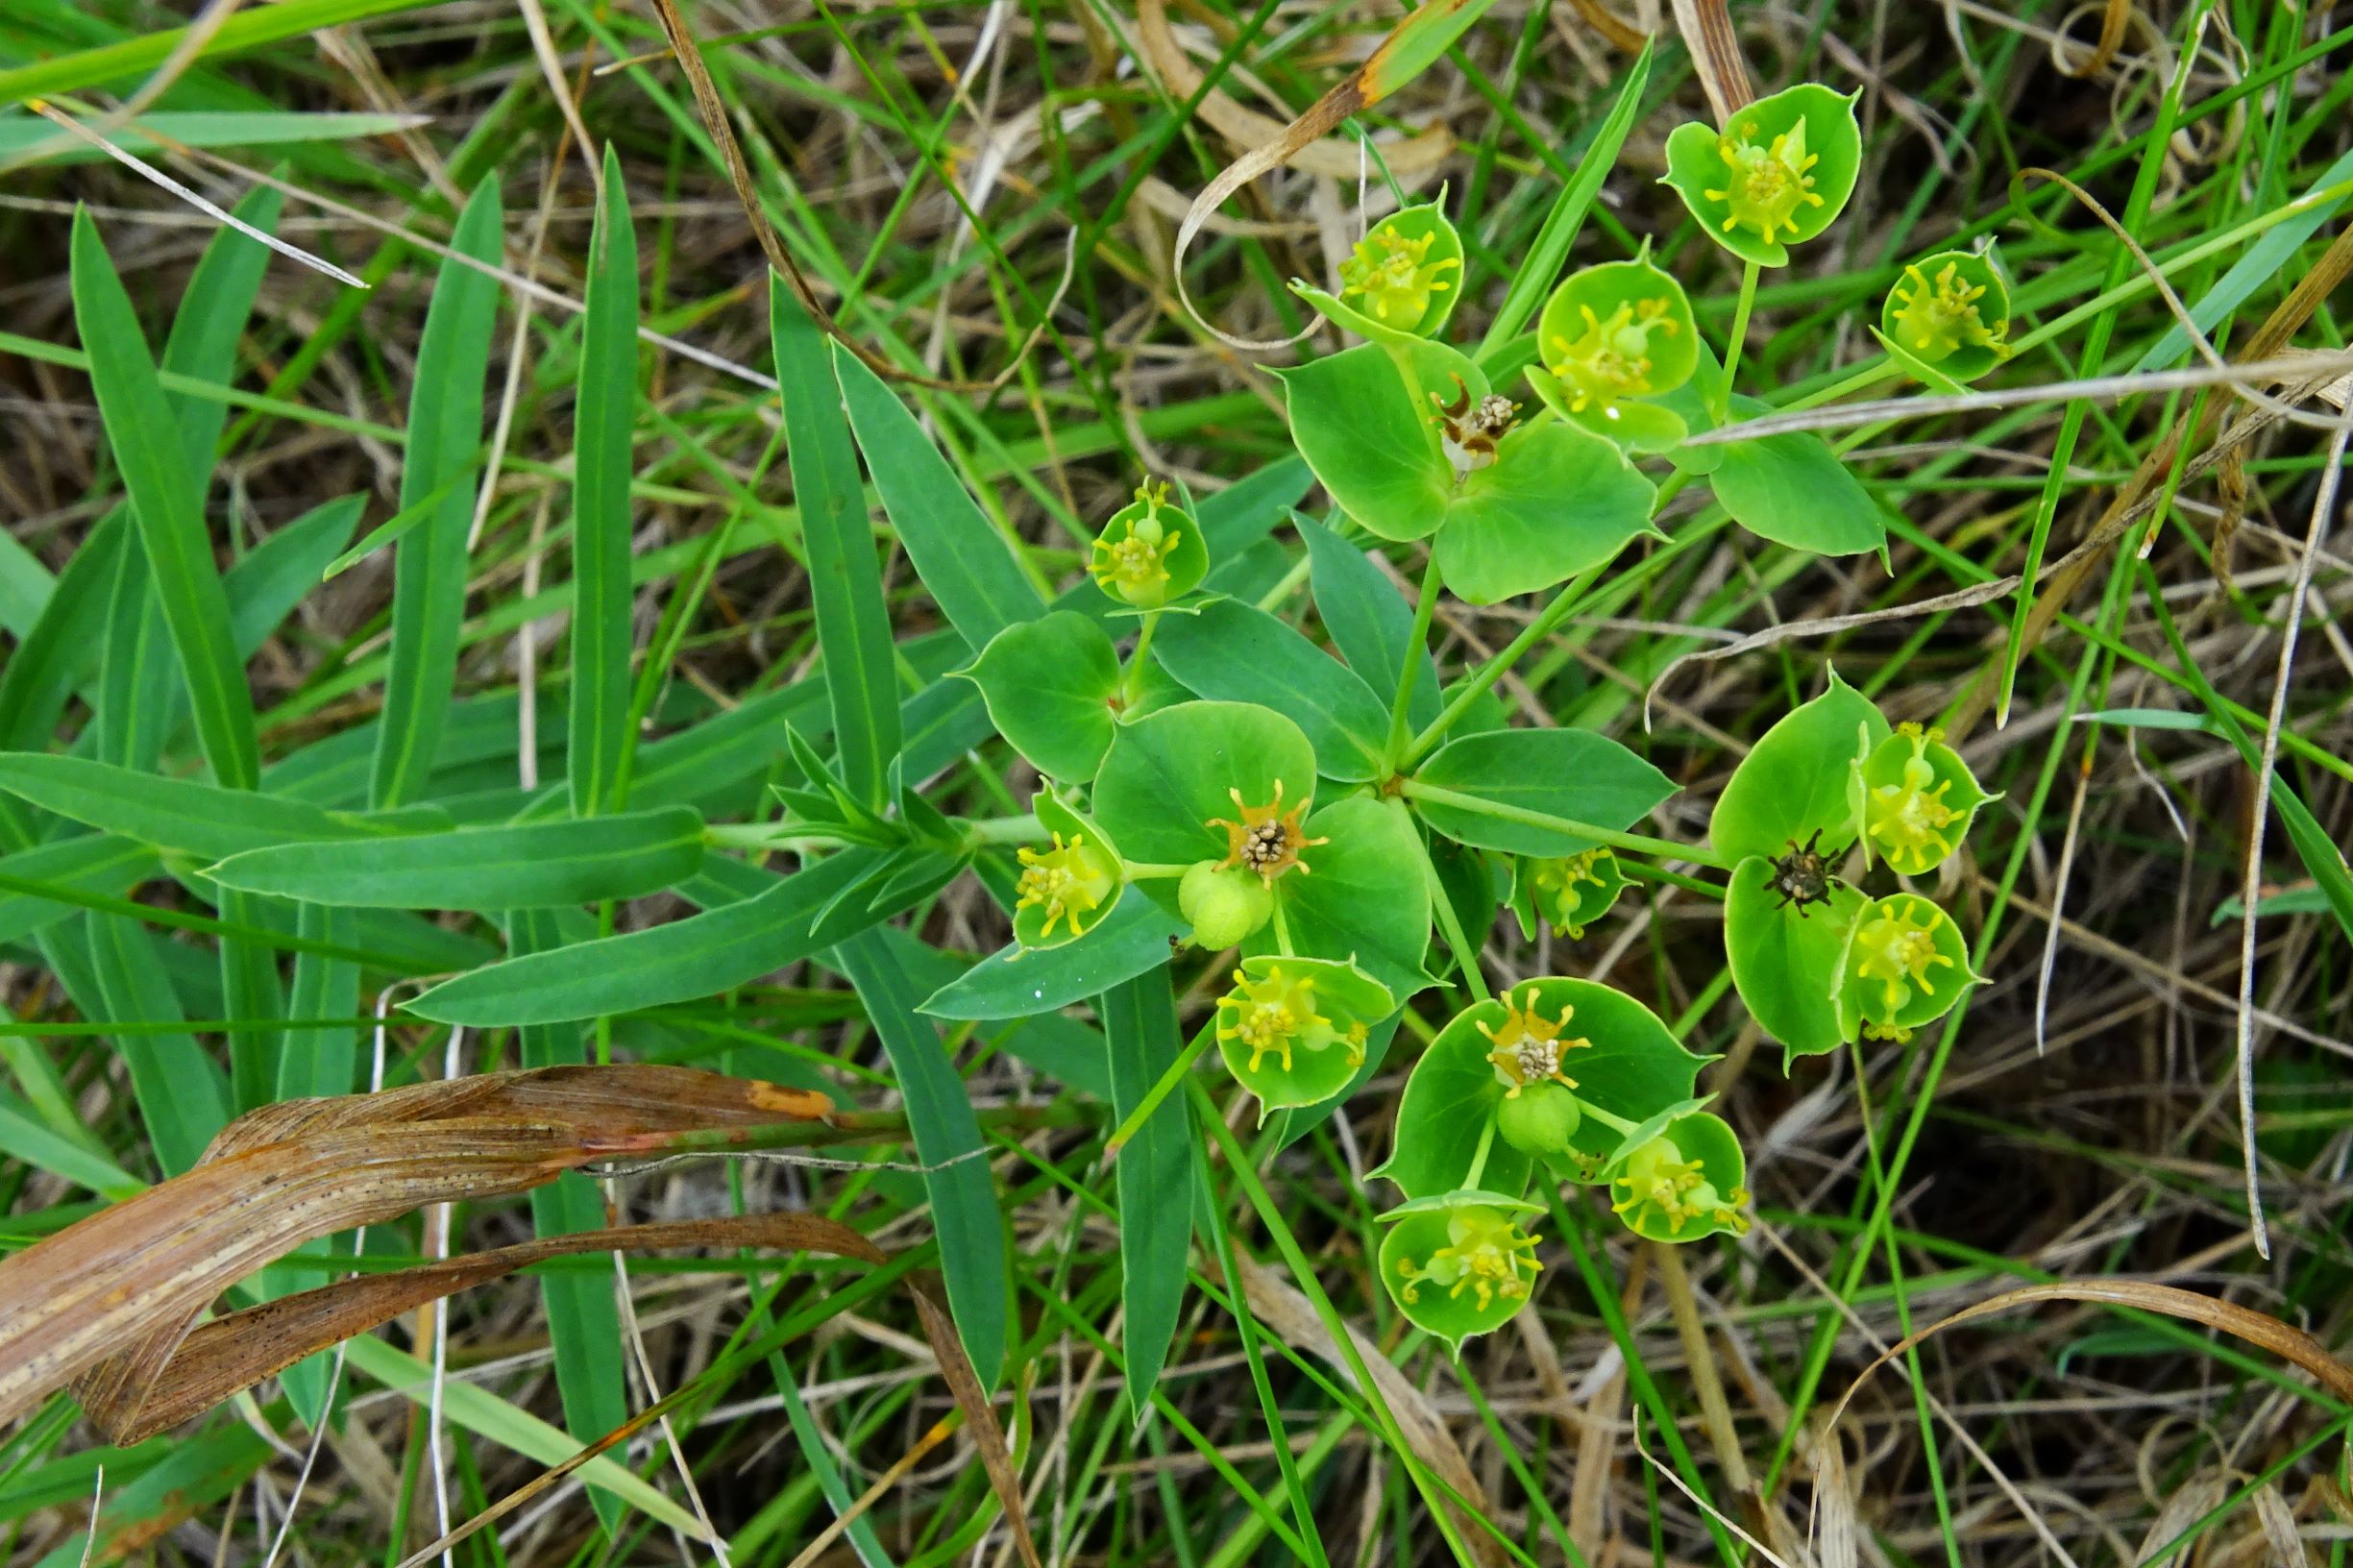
left=1372, top=979, right=1747, bottom=1347
left=1712, top=675, right=1995, bottom=1058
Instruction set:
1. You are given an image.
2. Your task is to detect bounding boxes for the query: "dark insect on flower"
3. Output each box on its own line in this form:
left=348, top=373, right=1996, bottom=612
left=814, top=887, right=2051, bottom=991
left=1429, top=374, right=1519, bottom=464
left=1769, top=829, right=1833, bottom=915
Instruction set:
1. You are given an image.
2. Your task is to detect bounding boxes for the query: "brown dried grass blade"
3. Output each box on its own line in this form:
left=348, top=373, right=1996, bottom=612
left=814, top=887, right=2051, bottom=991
left=1825, top=1282, right=2353, bottom=1446
left=0, top=1066, right=829, bottom=1433
left=1668, top=0, right=1752, bottom=122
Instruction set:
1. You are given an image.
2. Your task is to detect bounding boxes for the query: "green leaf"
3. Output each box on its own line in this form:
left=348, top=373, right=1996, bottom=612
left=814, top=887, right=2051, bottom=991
left=1091, top=700, right=1317, bottom=870
left=208, top=805, right=706, bottom=909
left=85, top=915, right=232, bottom=1178
left=919, top=890, right=1186, bottom=1019
left=1298, top=517, right=1439, bottom=728
left=833, top=929, right=1009, bottom=1391
left=1723, top=861, right=1863, bottom=1060
left=958, top=611, right=1121, bottom=782
left=1283, top=343, right=1454, bottom=542
left=0, top=754, right=429, bottom=861
left=1101, top=966, right=1195, bottom=1422
left=0, top=111, right=428, bottom=164
left=1411, top=728, right=1676, bottom=856
left=1477, top=41, right=1652, bottom=357
left=271, top=901, right=361, bottom=1428
left=570, top=148, right=642, bottom=819
left=0, top=514, right=127, bottom=751
left=834, top=348, right=1046, bottom=648
left=775, top=277, right=899, bottom=805
left=1250, top=794, right=1432, bottom=1002
left=1434, top=419, right=1658, bottom=604
left=69, top=208, right=257, bottom=791
left=1709, top=672, right=1890, bottom=862
left=1706, top=396, right=1885, bottom=556
left=507, top=907, right=628, bottom=1532
left=372, top=177, right=503, bottom=808
left=1150, top=600, right=1392, bottom=782
left=0, top=835, right=159, bottom=946
left=407, top=847, right=954, bottom=1026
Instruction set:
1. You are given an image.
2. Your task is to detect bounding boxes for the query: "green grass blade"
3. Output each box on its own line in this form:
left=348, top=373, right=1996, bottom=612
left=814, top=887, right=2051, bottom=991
left=570, top=147, right=641, bottom=819
left=1474, top=40, right=1651, bottom=360
left=773, top=277, right=899, bottom=805
left=208, top=805, right=707, bottom=909
left=406, top=846, right=954, bottom=1026
left=0, top=0, right=434, bottom=105
left=0, top=836, right=159, bottom=947
left=271, top=900, right=360, bottom=1427
left=68, top=208, right=257, bottom=790
left=83, top=915, right=232, bottom=1178
left=0, top=514, right=125, bottom=754
left=833, top=927, right=1010, bottom=1391
left=1101, top=966, right=1194, bottom=1424
left=833, top=348, right=1046, bottom=647
left=371, top=176, right=502, bottom=809
left=0, top=112, right=426, bottom=165
left=0, top=754, right=428, bottom=860
left=510, top=906, right=630, bottom=1535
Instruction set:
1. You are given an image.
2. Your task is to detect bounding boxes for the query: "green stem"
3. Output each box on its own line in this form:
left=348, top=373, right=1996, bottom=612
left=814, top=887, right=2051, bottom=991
left=1568, top=1095, right=1636, bottom=1136
left=1104, top=1020, right=1217, bottom=1156
left=1384, top=551, right=1446, bottom=768
left=1121, top=608, right=1163, bottom=707
left=958, top=813, right=1044, bottom=847
left=1714, top=258, right=1761, bottom=420
left=1382, top=341, right=1444, bottom=466
left=1786, top=358, right=1896, bottom=413
left=1398, top=778, right=1738, bottom=870
left=1418, top=837, right=1491, bottom=1003
left=1460, top=1117, right=1498, bottom=1190
left=1120, top=860, right=1192, bottom=880
left=1400, top=561, right=1604, bottom=770
left=1269, top=895, right=1296, bottom=957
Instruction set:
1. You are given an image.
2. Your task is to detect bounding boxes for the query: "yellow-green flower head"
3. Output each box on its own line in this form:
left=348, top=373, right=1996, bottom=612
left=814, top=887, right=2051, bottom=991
left=1214, top=961, right=1337, bottom=1075
left=1477, top=982, right=1593, bottom=1098
left=1661, top=83, right=1863, bottom=267
left=1390, top=1204, right=1541, bottom=1314
left=1527, top=257, right=1699, bottom=453
left=1609, top=1129, right=1750, bottom=1238
left=1856, top=723, right=1989, bottom=875
left=1878, top=250, right=2012, bottom=385
left=1014, top=830, right=1117, bottom=943
left=1337, top=211, right=1462, bottom=335
left=1206, top=776, right=1325, bottom=888
left=1090, top=480, right=1208, bottom=610
left=1552, top=295, right=1679, bottom=408
left=1851, top=896, right=1952, bottom=1015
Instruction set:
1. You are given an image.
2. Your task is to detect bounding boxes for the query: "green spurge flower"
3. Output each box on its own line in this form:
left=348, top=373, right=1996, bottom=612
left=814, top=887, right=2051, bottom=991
left=1509, top=847, right=1628, bottom=940
left=1879, top=249, right=2012, bottom=385
left=1608, top=1112, right=1750, bottom=1241
left=1379, top=1193, right=1544, bottom=1348
left=1012, top=792, right=1124, bottom=949
left=1853, top=723, right=1990, bottom=875
left=1294, top=203, right=1467, bottom=343
left=1837, top=893, right=1975, bottom=1041
left=1090, top=480, right=1207, bottom=609
left=1662, top=83, right=1862, bottom=267
left=1213, top=954, right=1393, bottom=1111
left=1526, top=256, right=1698, bottom=452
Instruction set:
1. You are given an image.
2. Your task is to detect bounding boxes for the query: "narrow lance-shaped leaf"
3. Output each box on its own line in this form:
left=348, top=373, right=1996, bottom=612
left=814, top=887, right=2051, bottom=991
left=1103, top=967, right=1194, bottom=1424
left=833, top=930, right=1011, bottom=1391
left=269, top=901, right=361, bottom=1429
left=571, top=147, right=641, bottom=819
left=68, top=208, right=257, bottom=790
left=775, top=276, right=899, bottom=806
left=371, top=177, right=503, bottom=808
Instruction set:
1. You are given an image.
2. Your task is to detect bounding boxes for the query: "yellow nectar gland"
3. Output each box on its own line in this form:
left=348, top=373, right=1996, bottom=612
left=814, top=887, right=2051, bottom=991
left=1206, top=778, right=1326, bottom=887
left=1392, top=1208, right=1541, bottom=1313
left=1703, top=117, right=1825, bottom=246
left=1852, top=897, right=1955, bottom=1015
left=1867, top=723, right=1965, bottom=869
left=1610, top=1134, right=1749, bottom=1237
left=1091, top=482, right=1183, bottom=602
left=1478, top=984, right=1592, bottom=1098
left=1337, top=226, right=1458, bottom=323
left=1892, top=261, right=2003, bottom=362
left=1015, top=832, right=1115, bottom=940
left=1547, top=296, right=1680, bottom=411
left=1215, top=963, right=1332, bottom=1075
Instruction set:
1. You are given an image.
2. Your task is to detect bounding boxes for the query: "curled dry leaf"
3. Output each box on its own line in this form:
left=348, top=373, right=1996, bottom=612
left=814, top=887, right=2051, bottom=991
left=0, top=1066, right=1043, bottom=1568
